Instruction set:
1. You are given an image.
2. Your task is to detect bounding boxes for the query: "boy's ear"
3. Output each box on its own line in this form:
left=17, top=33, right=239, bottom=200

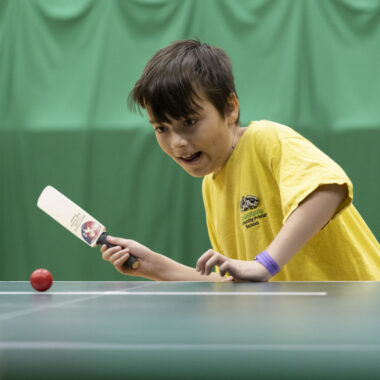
left=226, top=93, right=239, bottom=125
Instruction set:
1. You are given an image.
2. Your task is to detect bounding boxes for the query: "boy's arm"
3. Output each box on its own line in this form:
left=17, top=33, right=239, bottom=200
left=265, top=183, right=348, bottom=268
left=197, top=183, right=348, bottom=281
left=101, top=237, right=223, bottom=282
left=158, top=256, right=223, bottom=281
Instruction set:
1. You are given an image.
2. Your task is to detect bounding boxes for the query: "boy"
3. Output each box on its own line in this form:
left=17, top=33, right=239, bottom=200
left=101, top=39, right=380, bottom=281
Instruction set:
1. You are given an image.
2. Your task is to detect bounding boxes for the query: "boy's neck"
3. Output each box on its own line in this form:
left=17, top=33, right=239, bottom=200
left=213, top=126, right=247, bottom=178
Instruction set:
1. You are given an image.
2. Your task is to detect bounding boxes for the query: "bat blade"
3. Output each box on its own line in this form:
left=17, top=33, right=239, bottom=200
left=37, top=186, right=139, bottom=269
left=37, top=186, right=105, bottom=247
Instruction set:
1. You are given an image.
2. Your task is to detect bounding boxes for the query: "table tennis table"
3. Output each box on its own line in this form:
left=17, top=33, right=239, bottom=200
left=1, top=281, right=379, bottom=379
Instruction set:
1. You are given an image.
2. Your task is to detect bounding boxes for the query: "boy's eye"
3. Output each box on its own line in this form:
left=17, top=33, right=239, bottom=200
left=155, top=126, right=167, bottom=134
left=183, top=119, right=197, bottom=127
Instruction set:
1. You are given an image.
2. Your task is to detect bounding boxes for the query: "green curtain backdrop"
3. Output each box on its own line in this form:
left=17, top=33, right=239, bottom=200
left=1, top=0, right=379, bottom=280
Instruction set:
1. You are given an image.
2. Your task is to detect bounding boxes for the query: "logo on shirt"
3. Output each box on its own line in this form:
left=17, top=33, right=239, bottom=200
left=240, top=195, right=267, bottom=229
left=240, top=195, right=260, bottom=212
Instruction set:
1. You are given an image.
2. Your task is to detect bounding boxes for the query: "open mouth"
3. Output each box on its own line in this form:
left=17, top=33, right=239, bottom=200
left=179, top=152, right=202, bottom=164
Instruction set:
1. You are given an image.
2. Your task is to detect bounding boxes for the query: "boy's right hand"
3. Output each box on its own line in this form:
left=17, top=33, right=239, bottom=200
left=100, top=236, right=165, bottom=280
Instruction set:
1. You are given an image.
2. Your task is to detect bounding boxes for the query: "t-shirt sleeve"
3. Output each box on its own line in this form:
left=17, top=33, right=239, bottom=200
left=269, top=129, right=353, bottom=223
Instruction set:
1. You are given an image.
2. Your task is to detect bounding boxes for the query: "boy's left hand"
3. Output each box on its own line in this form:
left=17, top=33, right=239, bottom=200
left=196, top=249, right=271, bottom=282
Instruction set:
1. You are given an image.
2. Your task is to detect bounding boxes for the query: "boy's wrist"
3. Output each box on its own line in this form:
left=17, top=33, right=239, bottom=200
left=151, top=253, right=177, bottom=281
left=251, top=261, right=272, bottom=281
left=254, top=250, right=281, bottom=277
left=253, top=251, right=280, bottom=280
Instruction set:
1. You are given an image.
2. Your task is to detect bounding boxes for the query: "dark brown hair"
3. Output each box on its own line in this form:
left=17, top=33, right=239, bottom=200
left=128, top=39, right=239, bottom=124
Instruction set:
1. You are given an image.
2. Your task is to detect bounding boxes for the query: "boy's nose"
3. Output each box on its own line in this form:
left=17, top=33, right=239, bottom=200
left=171, top=132, right=188, bottom=148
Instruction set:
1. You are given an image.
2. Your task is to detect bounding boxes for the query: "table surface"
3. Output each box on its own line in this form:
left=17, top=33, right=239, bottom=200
left=1, top=281, right=380, bottom=379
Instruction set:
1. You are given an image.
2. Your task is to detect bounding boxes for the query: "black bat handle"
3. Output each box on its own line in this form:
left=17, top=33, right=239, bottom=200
left=97, top=232, right=139, bottom=270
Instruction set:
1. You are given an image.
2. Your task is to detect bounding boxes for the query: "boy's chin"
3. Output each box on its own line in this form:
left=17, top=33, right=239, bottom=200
left=182, top=166, right=210, bottom=178
left=188, top=172, right=206, bottom=178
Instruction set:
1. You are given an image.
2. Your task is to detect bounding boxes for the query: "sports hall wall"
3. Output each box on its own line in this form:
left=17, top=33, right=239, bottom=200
left=1, top=0, right=379, bottom=280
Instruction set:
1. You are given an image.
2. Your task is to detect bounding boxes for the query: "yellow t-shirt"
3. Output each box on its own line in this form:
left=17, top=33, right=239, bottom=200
left=202, top=120, right=380, bottom=281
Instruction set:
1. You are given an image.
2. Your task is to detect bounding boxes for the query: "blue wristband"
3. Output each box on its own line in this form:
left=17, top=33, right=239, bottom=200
left=254, top=250, right=281, bottom=276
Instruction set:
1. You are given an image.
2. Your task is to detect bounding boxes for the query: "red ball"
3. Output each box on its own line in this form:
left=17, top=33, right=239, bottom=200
left=30, top=269, right=53, bottom=292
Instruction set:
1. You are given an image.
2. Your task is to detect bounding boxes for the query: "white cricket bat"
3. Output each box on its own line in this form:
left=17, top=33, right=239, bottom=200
left=37, top=185, right=139, bottom=269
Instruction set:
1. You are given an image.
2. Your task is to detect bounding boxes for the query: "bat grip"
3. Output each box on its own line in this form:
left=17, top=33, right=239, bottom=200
left=97, top=232, right=139, bottom=270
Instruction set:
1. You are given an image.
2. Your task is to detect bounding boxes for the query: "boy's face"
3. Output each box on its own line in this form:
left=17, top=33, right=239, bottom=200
left=147, top=93, right=239, bottom=177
